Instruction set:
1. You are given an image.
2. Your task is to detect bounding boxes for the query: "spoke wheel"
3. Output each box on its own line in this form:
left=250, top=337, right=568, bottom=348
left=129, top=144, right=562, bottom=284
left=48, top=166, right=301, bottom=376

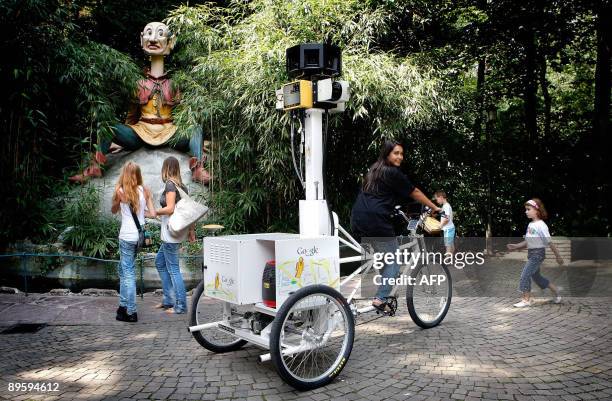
left=406, top=262, right=452, bottom=328
left=190, top=281, right=247, bottom=353
left=270, top=285, right=355, bottom=391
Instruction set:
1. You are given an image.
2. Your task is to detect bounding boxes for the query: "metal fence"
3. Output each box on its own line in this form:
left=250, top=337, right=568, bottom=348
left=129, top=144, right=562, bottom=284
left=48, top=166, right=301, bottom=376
left=0, top=252, right=202, bottom=298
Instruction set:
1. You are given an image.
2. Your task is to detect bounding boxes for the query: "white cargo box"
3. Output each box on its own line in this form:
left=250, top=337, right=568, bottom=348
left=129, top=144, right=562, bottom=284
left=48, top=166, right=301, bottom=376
left=203, top=233, right=339, bottom=307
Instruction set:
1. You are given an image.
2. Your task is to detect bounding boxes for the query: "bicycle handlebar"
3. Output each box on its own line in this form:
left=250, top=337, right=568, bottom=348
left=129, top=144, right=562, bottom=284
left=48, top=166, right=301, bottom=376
left=393, top=204, right=445, bottom=227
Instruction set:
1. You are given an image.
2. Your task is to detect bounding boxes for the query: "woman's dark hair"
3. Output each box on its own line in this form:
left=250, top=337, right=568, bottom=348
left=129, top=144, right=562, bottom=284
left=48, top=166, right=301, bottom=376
left=161, top=156, right=184, bottom=188
left=363, top=140, right=403, bottom=194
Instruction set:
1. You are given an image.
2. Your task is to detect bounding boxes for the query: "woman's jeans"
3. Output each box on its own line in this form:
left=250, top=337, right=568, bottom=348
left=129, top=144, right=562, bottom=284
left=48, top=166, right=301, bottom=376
left=155, top=242, right=187, bottom=313
left=372, top=238, right=401, bottom=301
left=519, top=248, right=550, bottom=293
left=118, top=239, right=138, bottom=315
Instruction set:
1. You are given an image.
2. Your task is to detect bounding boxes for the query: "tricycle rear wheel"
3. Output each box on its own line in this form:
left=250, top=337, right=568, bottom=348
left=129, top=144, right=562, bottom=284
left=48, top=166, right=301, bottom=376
left=270, top=285, right=354, bottom=391
left=190, top=280, right=247, bottom=353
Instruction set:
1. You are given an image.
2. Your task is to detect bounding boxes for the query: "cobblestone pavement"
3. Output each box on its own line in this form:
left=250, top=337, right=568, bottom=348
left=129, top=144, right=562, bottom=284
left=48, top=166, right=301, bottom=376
left=1, top=290, right=611, bottom=401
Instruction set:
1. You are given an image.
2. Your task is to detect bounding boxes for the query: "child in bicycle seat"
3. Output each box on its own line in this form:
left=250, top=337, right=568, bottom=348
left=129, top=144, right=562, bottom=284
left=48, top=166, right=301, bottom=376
left=507, top=198, right=564, bottom=308
left=350, top=139, right=441, bottom=314
left=434, top=190, right=455, bottom=255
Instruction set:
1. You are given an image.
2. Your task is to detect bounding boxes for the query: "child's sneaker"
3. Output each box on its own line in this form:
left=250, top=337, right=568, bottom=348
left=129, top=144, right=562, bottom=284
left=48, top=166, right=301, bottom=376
left=513, top=299, right=532, bottom=308
left=552, top=287, right=562, bottom=304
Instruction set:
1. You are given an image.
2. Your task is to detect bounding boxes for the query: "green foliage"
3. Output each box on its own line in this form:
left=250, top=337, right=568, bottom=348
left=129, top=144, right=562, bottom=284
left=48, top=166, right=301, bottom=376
left=57, top=41, right=141, bottom=146
left=0, top=0, right=141, bottom=246
left=363, top=0, right=609, bottom=236
left=0, top=0, right=608, bottom=245
left=166, top=0, right=457, bottom=233
left=61, top=186, right=119, bottom=258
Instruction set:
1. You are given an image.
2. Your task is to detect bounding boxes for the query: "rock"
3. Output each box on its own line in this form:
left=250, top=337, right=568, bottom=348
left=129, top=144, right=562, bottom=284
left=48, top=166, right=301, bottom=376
left=81, top=288, right=119, bottom=297
left=48, top=289, right=72, bottom=296
left=79, top=147, right=208, bottom=218
left=8, top=240, right=36, bottom=253
left=57, top=226, right=74, bottom=243
left=0, top=286, right=20, bottom=294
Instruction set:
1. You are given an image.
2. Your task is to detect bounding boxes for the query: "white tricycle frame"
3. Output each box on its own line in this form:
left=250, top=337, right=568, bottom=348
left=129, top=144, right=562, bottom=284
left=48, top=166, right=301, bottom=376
left=188, top=208, right=452, bottom=391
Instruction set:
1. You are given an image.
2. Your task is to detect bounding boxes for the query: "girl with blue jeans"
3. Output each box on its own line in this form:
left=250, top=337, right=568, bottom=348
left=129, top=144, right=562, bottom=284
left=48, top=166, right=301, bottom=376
left=507, top=198, right=564, bottom=308
left=351, top=140, right=441, bottom=313
left=111, top=162, right=156, bottom=322
left=155, top=156, right=196, bottom=314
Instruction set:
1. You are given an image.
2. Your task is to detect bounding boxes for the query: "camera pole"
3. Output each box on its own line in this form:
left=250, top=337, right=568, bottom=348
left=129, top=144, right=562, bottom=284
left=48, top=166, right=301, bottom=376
left=299, top=109, right=331, bottom=237
left=277, top=44, right=349, bottom=238
left=303, top=109, right=324, bottom=202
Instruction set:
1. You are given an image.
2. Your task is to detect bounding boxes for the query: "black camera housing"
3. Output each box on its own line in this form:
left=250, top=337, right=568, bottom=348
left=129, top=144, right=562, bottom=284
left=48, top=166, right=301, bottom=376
left=286, top=43, right=342, bottom=78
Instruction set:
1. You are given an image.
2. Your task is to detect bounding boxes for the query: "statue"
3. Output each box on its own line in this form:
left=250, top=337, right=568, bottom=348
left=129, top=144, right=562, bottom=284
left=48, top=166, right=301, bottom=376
left=70, top=22, right=209, bottom=184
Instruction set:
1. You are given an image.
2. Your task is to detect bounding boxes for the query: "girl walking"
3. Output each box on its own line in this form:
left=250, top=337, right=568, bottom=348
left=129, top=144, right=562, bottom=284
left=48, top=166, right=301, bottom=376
left=154, top=156, right=196, bottom=314
left=111, top=161, right=156, bottom=322
left=507, top=198, right=564, bottom=308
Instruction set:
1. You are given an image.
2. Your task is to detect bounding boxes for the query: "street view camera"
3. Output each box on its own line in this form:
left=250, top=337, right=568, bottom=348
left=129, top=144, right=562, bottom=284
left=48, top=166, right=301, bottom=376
left=275, top=43, right=350, bottom=236
left=276, top=43, right=350, bottom=112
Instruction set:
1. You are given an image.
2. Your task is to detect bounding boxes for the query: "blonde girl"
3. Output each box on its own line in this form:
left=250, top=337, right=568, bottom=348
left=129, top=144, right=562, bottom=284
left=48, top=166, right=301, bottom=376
left=111, top=161, right=156, bottom=322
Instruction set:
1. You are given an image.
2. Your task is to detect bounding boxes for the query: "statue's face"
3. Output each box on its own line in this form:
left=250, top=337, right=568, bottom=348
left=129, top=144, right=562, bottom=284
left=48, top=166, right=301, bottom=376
left=141, top=22, right=175, bottom=56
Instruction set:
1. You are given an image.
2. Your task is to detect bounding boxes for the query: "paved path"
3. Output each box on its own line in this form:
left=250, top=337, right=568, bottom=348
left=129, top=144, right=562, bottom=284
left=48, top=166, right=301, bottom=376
left=1, top=291, right=611, bottom=401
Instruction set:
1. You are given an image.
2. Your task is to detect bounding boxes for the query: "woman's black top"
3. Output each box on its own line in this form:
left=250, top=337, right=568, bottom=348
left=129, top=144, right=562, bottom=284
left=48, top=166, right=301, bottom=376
left=160, top=181, right=187, bottom=208
left=350, top=167, right=415, bottom=238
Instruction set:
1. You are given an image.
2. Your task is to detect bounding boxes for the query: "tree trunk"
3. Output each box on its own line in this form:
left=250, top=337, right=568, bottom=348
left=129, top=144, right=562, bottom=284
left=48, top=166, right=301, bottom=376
left=539, top=55, right=552, bottom=141
left=475, top=0, right=492, bottom=244
left=523, top=28, right=538, bottom=192
left=486, top=108, right=495, bottom=255
left=594, top=3, right=611, bottom=150
left=593, top=2, right=611, bottom=232
left=475, top=58, right=486, bottom=137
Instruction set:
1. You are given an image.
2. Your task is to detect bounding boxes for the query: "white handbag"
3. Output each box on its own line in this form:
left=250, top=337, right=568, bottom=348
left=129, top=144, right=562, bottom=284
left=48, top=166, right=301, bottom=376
left=167, top=181, right=209, bottom=235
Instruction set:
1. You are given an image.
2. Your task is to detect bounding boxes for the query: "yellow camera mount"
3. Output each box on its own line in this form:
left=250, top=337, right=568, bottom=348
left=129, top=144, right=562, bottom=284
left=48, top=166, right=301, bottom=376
left=280, top=80, right=313, bottom=111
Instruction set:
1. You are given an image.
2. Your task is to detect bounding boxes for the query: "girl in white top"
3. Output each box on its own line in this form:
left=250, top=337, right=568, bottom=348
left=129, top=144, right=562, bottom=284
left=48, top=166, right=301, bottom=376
left=507, top=198, right=563, bottom=308
left=111, top=161, right=156, bottom=322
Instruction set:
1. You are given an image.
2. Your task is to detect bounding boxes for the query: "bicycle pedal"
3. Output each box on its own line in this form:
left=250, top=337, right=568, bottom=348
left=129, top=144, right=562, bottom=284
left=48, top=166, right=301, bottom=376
left=385, top=297, right=398, bottom=316
left=384, top=308, right=396, bottom=317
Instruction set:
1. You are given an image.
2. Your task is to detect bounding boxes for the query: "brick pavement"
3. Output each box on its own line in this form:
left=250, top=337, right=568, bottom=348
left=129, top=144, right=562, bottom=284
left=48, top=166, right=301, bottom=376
left=1, top=289, right=611, bottom=401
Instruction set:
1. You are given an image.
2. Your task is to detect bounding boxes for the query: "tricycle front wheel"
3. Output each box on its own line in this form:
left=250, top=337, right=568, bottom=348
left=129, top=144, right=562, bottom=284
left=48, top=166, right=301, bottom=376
left=406, top=262, right=452, bottom=328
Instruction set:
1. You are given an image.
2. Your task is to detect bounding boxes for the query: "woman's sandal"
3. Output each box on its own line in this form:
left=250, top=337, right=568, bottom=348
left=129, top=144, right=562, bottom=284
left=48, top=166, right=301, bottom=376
left=372, top=297, right=398, bottom=316
left=165, top=308, right=186, bottom=315
left=372, top=300, right=393, bottom=315
left=155, top=303, right=173, bottom=309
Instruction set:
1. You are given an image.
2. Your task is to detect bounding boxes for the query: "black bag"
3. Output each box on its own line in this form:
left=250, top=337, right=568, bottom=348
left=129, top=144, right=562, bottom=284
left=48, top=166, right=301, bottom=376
left=130, top=208, right=152, bottom=251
